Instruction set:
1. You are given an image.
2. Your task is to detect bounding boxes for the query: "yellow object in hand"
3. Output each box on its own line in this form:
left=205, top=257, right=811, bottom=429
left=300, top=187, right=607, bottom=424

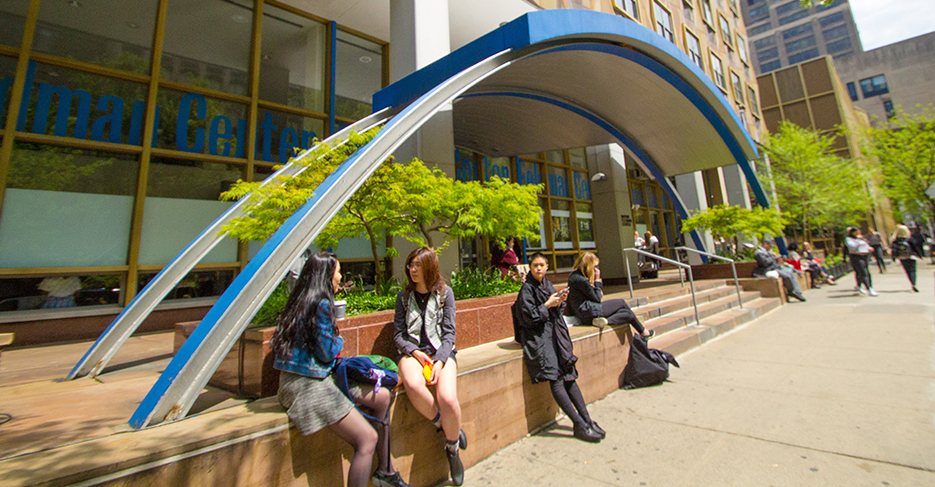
left=423, top=362, right=433, bottom=382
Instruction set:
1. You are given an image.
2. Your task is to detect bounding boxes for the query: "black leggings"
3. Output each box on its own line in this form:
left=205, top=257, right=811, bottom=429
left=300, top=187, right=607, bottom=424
left=550, top=379, right=591, bottom=428
left=602, top=299, right=646, bottom=334
left=850, top=254, right=872, bottom=290
left=899, top=258, right=917, bottom=286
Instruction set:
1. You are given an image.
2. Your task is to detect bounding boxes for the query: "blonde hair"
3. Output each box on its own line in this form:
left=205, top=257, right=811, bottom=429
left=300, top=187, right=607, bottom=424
left=573, top=252, right=600, bottom=285
left=894, top=224, right=911, bottom=239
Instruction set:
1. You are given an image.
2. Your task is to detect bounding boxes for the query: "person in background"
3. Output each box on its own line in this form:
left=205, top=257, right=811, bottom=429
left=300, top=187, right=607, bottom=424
left=801, top=242, right=836, bottom=286
left=515, top=252, right=604, bottom=443
left=785, top=242, right=821, bottom=289
left=909, top=224, right=929, bottom=264
left=753, top=240, right=807, bottom=302
left=866, top=229, right=888, bottom=274
left=845, top=227, right=877, bottom=296
left=566, top=252, right=654, bottom=339
left=272, top=252, right=411, bottom=487
left=393, top=247, right=466, bottom=486
left=38, top=276, right=82, bottom=309
left=634, top=230, right=645, bottom=248
left=491, top=237, right=521, bottom=278
left=891, top=224, right=921, bottom=293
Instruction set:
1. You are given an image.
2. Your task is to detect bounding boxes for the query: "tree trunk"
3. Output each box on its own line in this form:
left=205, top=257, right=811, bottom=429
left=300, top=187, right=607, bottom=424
left=363, top=221, right=383, bottom=283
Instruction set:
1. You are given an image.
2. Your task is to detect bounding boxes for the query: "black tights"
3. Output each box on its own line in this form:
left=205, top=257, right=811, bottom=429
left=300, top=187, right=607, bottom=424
left=602, top=299, right=646, bottom=334
left=550, top=379, right=591, bottom=428
left=328, top=385, right=395, bottom=487
left=899, top=258, right=917, bottom=286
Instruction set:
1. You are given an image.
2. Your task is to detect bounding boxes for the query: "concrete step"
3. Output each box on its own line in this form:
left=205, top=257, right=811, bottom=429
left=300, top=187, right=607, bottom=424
left=612, top=280, right=723, bottom=309
left=648, top=296, right=783, bottom=358
left=641, top=290, right=761, bottom=337
left=633, top=284, right=745, bottom=322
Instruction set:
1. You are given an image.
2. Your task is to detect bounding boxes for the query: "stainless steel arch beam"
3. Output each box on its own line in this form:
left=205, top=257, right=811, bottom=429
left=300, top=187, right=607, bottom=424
left=67, top=109, right=393, bottom=381
left=129, top=46, right=524, bottom=428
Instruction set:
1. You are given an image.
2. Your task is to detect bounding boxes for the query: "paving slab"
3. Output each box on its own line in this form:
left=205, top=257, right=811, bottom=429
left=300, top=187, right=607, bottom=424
left=465, top=263, right=935, bottom=486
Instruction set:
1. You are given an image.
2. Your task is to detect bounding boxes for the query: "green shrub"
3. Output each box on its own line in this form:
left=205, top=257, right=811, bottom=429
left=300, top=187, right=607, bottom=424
left=450, top=267, right=522, bottom=300
left=252, top=280, right=290, bottom=328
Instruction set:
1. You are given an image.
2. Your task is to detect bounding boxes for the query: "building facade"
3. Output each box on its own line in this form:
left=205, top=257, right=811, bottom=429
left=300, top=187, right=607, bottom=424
left=833, top=31, right=935, bottom=125
left=0, top=0, right=763, bottom=340
left=742, top=0, right=861, bottom=75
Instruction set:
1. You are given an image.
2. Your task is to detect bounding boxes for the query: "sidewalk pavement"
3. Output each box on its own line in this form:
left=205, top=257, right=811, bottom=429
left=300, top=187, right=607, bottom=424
left=465, top=262, right=935, bottom=486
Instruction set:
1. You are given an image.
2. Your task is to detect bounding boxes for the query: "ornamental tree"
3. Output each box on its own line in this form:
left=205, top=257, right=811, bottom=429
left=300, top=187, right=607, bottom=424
left=860, top=106, right=935, bottom=227
left=681, top=204, right=787, bottom=259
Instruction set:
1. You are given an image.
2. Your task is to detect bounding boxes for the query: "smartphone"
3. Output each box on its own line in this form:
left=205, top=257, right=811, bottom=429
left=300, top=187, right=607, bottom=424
left=559, top=287, right=570, bottom=296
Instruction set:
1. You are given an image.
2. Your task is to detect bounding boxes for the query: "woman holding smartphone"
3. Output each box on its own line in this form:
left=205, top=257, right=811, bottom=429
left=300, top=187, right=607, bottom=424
left=515, top=252, right=604, bottom=443
left=566, top=252, right=653, bottom=338
left=393, top=247, right=466, bottom=486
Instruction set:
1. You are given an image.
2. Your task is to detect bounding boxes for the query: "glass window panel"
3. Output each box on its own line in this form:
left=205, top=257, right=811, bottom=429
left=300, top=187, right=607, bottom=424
left=0, top=2, right=27, bottom=49
left=648, top=187, right=659, bottom=208
left=544, top=150, right=564, bottom=166
left=686, top=31, right=703, bottom=68
left=550, top=200, right=572, bottom=250
left=731, top=71, right=744, bottom=104
left=526, top=198, right=547, bottom=250
left=156, top=88, right=248, bottom=156
left=0, top=55, right=17, bottom=127
left=547, top=166, right=570, bottom=198
left=568, top=148, right=586, bottom=169
left=736, top=35, right=749, bottom=64
left=35, top=0, right=157, bottom=75
left=161, top=0, right=252, bottom=96
left=515, top=157, right=544, bottom=192
left=483, top=156, right=511, bottom=182
left=255, top=107, right=324, bottom=164
left=788, top=48, right=818, bottom=64
left=719, top=14, right=732, bottom=47
left=455, top=148, right=479, bottom=182
left=571, top=170, right=591, bottom=201
left=614, top=0, right=640, bottom=19
left=335, top=30, right=383, bottom=120
left=826, top=37, right=852, bottom=54
left=260, top=4, right=326, bottom=113
left=654, top=3, right=674, bottom=43
left=138, top=269, right=234, bottom=300
left=818, top=12, right=845, bottom=27
left=576, top=202, right=595, bottom=249
left=0, top=144, right=137, bottom=267
left=779, top=10, right=809, bottom=25
left=0, top=274, right=124, bottom=312
left=747, top=85, right=760, bottom=114
left=631, top=186, right=644, bottom=206
left=140, top=159, right=241, bottom=265
left=710, top=53, right=725, bottom=88
left=15, top=62, right=148, bottom=145
left=702, top=0, right=714, bottom=25
left=253, top=164, right=276, bottom=182
left=555, top=253, right=575, bottom=271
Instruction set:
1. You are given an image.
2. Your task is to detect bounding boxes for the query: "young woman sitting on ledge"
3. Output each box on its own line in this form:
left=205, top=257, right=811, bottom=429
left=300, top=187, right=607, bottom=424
left=272, top=252, right=411, bottom=487
left=393, top=247, right=467, bottom=486
left=566, top=252, right=654, bottom=339
left=515, top=252, right=605, bottom=443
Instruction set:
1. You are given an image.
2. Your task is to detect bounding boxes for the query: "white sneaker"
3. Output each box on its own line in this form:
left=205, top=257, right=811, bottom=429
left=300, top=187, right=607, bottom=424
left=868, top=289, right=878, bottom=297
left=858, top=287, right=867, bottom=294
left=592, top=317, right=608, bottom=329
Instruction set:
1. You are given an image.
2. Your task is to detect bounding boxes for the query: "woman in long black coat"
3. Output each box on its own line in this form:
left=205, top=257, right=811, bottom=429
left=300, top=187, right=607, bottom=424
left=515, top=252, right=604, bottom=443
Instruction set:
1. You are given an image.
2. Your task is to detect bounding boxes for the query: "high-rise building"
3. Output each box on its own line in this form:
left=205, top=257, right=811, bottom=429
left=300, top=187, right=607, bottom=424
left=742, top=0, right=862, bottom=75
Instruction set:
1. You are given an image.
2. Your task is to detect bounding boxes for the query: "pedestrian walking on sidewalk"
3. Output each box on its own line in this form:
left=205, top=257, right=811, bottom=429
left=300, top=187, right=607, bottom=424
left=891, top=224, right=921, bottom=293
left=867, top=229, right=888, bottom=274
left=845, top=227, right=877, bottom=296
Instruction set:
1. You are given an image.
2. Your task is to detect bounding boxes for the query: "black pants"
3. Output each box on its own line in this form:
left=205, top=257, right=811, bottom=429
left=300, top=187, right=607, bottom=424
left=850, top=254, right=872, bottom=290
left=871, top=245, right=887, bottom=273
left=899, top=258, right=917, bottom=287
left=602, top=299, right=646, bottom=334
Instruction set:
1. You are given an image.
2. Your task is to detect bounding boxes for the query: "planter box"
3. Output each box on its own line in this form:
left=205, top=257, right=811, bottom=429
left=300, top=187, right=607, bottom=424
left=690, top=261, right=757, bottom=280
left=174, top=289, right=538, bottom=398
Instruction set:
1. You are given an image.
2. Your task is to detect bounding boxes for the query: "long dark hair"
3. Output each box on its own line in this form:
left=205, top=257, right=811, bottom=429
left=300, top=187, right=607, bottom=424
left=271, top=251, right=339, bottom=357
left=403, top=247, right=446, bottom=296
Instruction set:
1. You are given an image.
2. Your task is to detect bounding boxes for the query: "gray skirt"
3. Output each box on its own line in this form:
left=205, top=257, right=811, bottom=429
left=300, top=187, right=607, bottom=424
left=278, top=370, right=356, bottom=436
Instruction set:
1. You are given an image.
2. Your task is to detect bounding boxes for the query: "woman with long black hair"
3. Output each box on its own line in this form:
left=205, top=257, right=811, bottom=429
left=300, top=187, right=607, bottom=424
left=273, top=252, right=410, bottom=487
left=515, top=252, right=604, bottom=443
left=393, top=247, right=466, bottom=486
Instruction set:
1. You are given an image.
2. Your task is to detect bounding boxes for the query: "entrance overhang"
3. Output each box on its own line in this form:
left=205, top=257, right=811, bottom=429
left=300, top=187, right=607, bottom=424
left=375, top=8, right=769, bottom=207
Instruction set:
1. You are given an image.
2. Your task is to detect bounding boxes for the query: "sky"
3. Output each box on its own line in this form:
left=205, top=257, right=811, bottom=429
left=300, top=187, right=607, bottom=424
left=848, top=0, right=935, bottom=51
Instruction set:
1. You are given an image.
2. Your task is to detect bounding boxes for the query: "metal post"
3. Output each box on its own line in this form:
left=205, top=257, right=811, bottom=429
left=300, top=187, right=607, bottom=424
left=688, top=267, right=700, bottom=325
left=730, top=261, right=743, bottom=309
left=625, top=250, right=634, bottom=299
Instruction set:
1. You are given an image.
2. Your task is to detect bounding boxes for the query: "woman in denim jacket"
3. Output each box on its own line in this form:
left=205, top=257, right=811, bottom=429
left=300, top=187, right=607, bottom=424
left=273, top=252, right=410, bottom=487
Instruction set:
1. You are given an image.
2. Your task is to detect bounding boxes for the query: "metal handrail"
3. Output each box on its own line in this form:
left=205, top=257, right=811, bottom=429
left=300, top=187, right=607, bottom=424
left=675, top=247, right=743, bottom=309
left=623, top=248, right=700, bottom=326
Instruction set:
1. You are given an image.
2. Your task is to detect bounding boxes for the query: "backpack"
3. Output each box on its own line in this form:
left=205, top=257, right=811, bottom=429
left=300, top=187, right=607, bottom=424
left=511, top=298, right=524, bottom=343
left=334, top=356, right=399, bottom=422
left=622, top=334, right=679, bottom=389
left=893, top=240, right=912, bottom=260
